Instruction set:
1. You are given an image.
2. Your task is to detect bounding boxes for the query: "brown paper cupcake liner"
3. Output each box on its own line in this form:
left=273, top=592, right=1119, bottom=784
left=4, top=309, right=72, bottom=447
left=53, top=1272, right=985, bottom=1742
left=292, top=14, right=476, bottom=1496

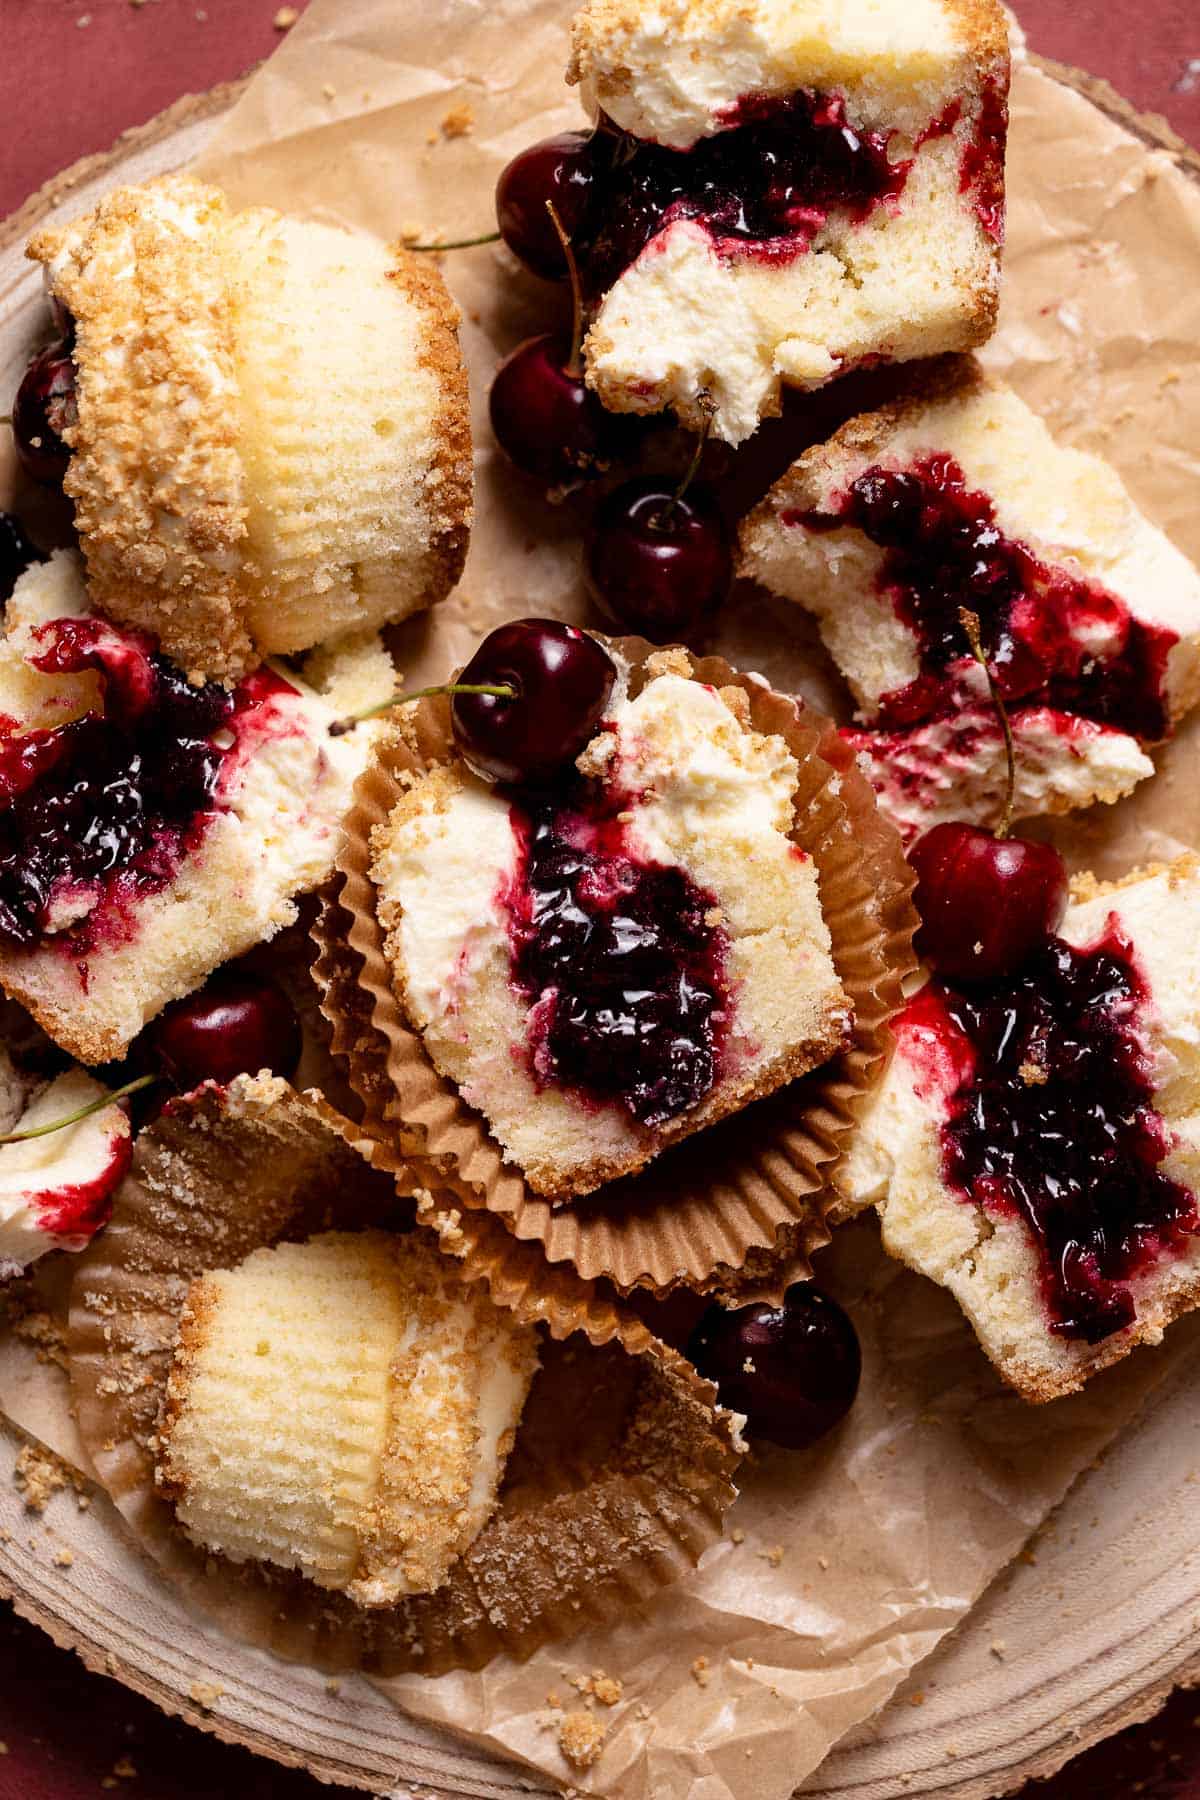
left=66, top=1075, right=742, bottom=1678
left=318, top=637, right=919, bottom=1297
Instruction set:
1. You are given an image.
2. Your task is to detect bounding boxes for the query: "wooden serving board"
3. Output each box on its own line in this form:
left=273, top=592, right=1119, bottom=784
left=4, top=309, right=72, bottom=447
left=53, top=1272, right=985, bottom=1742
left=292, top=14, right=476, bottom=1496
left=2, top=67, right=1200, bottom=1800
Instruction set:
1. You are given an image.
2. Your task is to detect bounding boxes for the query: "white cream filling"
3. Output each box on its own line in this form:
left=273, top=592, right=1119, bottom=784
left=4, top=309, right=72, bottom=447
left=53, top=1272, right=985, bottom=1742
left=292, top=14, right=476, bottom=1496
left=0, top=1065, right=130, bottom=1274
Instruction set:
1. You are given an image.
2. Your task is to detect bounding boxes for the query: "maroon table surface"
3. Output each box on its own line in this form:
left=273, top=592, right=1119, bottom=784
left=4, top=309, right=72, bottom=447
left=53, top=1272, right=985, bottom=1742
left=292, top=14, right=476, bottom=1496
left=1, top=3, right=1200, bottom=1798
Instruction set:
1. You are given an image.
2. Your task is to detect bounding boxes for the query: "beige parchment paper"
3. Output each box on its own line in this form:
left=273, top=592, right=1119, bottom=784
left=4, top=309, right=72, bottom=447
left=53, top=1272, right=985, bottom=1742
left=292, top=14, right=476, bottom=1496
left=3, top=3, right=1200, bottom=1797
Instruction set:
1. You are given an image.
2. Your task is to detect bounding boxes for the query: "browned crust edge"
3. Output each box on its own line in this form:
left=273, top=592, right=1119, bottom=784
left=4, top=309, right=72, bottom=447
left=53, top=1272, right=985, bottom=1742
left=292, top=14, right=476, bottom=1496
left=387, top=248, right=474, bottom=611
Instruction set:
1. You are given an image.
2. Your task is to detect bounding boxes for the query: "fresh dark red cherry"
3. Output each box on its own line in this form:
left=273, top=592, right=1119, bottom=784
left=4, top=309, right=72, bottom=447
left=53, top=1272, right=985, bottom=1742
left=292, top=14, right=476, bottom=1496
left=495, top=131, right=595, bottom=280
left=12, top=342, right=77, bottom=486
left=489, top=334, right=622, bottom=486
left=585, top=478, right=734, bottom=640
left=909, top=821, right=1069, bottom=983
left=451, top=618, right=616, bottom=786
left=0, top=513, right=43, bottom=604
left=688, top=1286, right=862, bottom=1450
left=148, top=971, right=302, bottom=1093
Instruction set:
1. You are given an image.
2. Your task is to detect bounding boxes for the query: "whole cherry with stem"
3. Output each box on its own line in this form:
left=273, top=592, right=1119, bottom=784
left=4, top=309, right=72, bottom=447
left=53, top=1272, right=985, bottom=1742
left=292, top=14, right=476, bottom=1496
left=488, top=200, right=625, bottom=489
left=406, top=130, right=596, bottom=280
left=0, top=969, right=304, bottom=1147
left=584, top=393, right=734, bottom=639
left=331, top=617, right=616, bottom=788
left=908, top=606, right=1068, bottom=984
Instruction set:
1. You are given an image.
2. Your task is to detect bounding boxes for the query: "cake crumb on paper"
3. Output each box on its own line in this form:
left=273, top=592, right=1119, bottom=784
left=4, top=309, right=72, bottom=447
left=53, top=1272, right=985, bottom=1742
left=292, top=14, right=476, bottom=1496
left=52, top=1547, right=74, bottom=1568
left=325, top=1678, right=341, bottom=1697
left=570, top=1669, right=623, bottom=1706
left=730, top=1527, right=745, bottom=1544
left=759, top=1544, right=784, bottom=1567
left=909, top=1691, right=925, bottom=1707
left=14, top=1442, right=85, bottom=1513
left=189, top=1681, right=224, bottom=1710
left=690, top=1655, right=711, bottom=1688
left=440, top=104, right=475, bottom=138
left=991, top=1639, right=1008, bottom=1659
left=558, top=1710, right=606, bottom=1770
left=273, top=5, right=299, bottom=28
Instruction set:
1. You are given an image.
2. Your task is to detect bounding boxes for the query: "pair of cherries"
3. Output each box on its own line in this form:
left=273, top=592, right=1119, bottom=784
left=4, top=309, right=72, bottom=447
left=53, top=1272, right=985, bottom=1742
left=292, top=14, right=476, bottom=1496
left=487, top=132, right=734, bottom=641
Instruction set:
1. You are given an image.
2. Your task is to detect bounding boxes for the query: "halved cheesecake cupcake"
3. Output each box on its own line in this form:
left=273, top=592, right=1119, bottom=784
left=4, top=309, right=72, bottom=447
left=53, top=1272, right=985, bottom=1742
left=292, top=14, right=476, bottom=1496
left=0, top=549, right=392, bottom=1065
left=369, top=645, right=851, bottom=1200
left=25, top=176, right=472, bottom=680
left=567, top=0, right=1009, bottom=443
left=741, top=358, right=1200, bottom=840
left=0, top=1046, right=130, bottom=1273
left=839, top=858, right=1200, bottom=1400
left=158, top=1229, right=539, bottom=1603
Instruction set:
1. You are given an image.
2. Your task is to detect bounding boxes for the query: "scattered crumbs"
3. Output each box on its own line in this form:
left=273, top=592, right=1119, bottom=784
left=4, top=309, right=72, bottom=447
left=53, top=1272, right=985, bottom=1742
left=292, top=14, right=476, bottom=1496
left=1020, top=1547, right=1038, bottom=1566
left=703, top=906, right=724, bottom=928
left=441, top=104, right=475, bottom=138
left=189, top=1681, right=224, bottom=1710
left=324, top=1678, right=341, bottom=1697
left=112, top=1757, right=137, bottom=1781
left=399, top=223, right=425, bottom=245
left=558, top=1710, right=606, bottom=1770
left=76, top=1492, right=91, bottom=1511
left=1018, top=1059, right=1048, bottom=1086
left=690, top=1656, right=711, bottom=1689
left=990, top=1639, right=1007, bottom=1660
left=546, top=1689, right=563, bottom=1711
left=909, top=1692, right=925, bottom=1708
left=816, top=1555, right=829, bottom=1571
left=321, top=82, right=336, bottom=101
left=569, top=1669, right=623, bottom=1707
left=636, top=1702, right=651, bottom=1721
left=758, top=1544, right=784, bottom=1567
left=15, top=1442, right=84, bottom=1514
left=730, top=1527, right=745, bottom=1545
left=52, top=1547, right=74, bottom=1568
left=273, top=5, right=299, bottom=28
left=945, top=1744, right=959, bottom=1759
left=742, top=1358, right=756, bottom=1375
left=255, top=1340, right=270, bottom=1357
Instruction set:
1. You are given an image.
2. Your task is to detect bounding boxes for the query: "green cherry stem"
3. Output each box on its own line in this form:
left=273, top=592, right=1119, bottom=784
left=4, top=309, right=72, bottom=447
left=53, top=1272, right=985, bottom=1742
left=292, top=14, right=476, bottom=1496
left=959, top=604, right=1016, bottom=840
left=0, top=1072, right=156, bottom=1145
left=406, top=232, right=501, bottom=252
left=329, top=680, right=517, bottom=738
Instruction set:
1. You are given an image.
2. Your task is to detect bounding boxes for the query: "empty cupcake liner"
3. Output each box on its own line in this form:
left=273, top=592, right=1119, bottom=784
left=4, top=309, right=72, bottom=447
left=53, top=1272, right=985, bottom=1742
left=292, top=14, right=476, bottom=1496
left=321, top=639, right=919, bottom=1297
left=66, top=1075, right=742, bottom=1677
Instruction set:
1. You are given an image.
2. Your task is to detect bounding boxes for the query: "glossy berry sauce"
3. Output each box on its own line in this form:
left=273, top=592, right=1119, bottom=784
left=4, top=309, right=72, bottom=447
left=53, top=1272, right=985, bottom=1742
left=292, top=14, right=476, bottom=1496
left=896, top=931, right=1198, bottom=1345
left=794, top=454, right=1177, bottom=741
left=576, top=95, right=908, bottom=296
left=504, top=781, right=729, bottom=1130
left=0, top=617, right=294, bottom=958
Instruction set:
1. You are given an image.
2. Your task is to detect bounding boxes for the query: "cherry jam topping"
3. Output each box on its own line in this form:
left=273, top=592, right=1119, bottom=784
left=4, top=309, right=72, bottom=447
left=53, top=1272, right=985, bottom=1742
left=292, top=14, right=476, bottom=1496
left=899, top=932, right=1199, bottom=1345
left=576, top=95, right=910, bottom=295
left=505, top=785, right=729, bottom=1129
left=796, top=454, right=1176, bottom=741
left=0, top=619, right=285, bottom=956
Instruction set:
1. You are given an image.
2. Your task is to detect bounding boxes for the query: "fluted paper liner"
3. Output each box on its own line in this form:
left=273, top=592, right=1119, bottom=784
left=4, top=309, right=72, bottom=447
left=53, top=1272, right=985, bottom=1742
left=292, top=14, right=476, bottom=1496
left=322, top=639, right=919, bottom=1296
left=65, top=1075, right=741, bottom=1677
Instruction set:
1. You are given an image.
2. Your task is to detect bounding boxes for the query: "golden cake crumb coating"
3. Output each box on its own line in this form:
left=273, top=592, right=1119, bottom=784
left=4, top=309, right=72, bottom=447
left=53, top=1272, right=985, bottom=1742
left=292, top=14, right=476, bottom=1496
left=157, top=1230, right=540, bottom=1603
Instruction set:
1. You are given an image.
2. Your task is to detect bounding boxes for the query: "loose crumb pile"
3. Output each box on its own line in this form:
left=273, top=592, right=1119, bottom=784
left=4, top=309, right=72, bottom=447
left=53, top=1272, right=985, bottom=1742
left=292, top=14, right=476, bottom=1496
left=14, top=1442, right=87, bottom=1514
left=558, top=1710, right=607, bottom=1770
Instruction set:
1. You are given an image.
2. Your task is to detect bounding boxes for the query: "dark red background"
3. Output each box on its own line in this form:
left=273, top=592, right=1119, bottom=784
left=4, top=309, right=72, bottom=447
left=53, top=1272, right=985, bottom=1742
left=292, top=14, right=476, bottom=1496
left=2, top=1, right=1199, bottom=1795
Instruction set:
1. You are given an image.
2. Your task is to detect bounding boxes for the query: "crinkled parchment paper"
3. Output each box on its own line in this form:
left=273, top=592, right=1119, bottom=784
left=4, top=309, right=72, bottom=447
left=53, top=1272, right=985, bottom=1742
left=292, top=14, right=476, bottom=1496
left=3, top=2, right=1200, bottom=1795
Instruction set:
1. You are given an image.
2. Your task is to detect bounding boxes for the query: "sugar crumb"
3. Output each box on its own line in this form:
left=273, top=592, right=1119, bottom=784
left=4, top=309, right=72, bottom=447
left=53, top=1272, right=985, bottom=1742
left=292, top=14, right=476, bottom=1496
left=558, top=1710, right=606, bottom=1769
left=189, top=1680, right=224, bottom=1710
left=15, top=1443, right=84, bottom=1514
left=758, top=1544, right=784, bottom=1567
left=273, top=5, right=299, bottom=27
left=730, top=1527, right=745, bottom=1544
left=690, top=1655, right=711, bottom=1688
left=52, top=1547, right=74, bottom=1568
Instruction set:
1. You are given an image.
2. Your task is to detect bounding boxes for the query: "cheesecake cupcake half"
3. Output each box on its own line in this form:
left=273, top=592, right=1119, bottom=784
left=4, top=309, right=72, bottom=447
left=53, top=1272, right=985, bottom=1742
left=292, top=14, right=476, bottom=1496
left=26, top=176, right=473, bottom=681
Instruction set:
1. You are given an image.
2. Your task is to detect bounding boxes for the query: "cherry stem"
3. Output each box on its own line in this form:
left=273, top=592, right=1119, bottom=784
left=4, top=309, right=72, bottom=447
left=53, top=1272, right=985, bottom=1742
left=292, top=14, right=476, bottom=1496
left=406, top=232, right=501, bottom=252
left=545, top=199, right=584, bottom=376
left=0, top=1072, right=156, bottom=1145
left=329, top=681, right=517, bottom=737
left=653, top=391, right=715, bottom=532
left=959, top=605, right=1015, bottom=839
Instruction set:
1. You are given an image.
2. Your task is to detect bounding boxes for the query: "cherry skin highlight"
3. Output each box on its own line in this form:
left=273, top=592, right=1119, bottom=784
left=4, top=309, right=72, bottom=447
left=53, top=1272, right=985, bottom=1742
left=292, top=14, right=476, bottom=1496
left=909, top=821, right=1069, bottom=983
left=495, top=131, right=595, bottom=280
left=0, top=513, right=42, bottom=604
left=451, top=618, right=616, bottom=786
left=585, top=478, right=733, bottom=640
left=489, top=334, right=623, bottom=487
left=12, top=343, right=77, bottom=486
left=147, top=971, right=302, bottom=1093
left=688, top=1286, right=862, bottom=1450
